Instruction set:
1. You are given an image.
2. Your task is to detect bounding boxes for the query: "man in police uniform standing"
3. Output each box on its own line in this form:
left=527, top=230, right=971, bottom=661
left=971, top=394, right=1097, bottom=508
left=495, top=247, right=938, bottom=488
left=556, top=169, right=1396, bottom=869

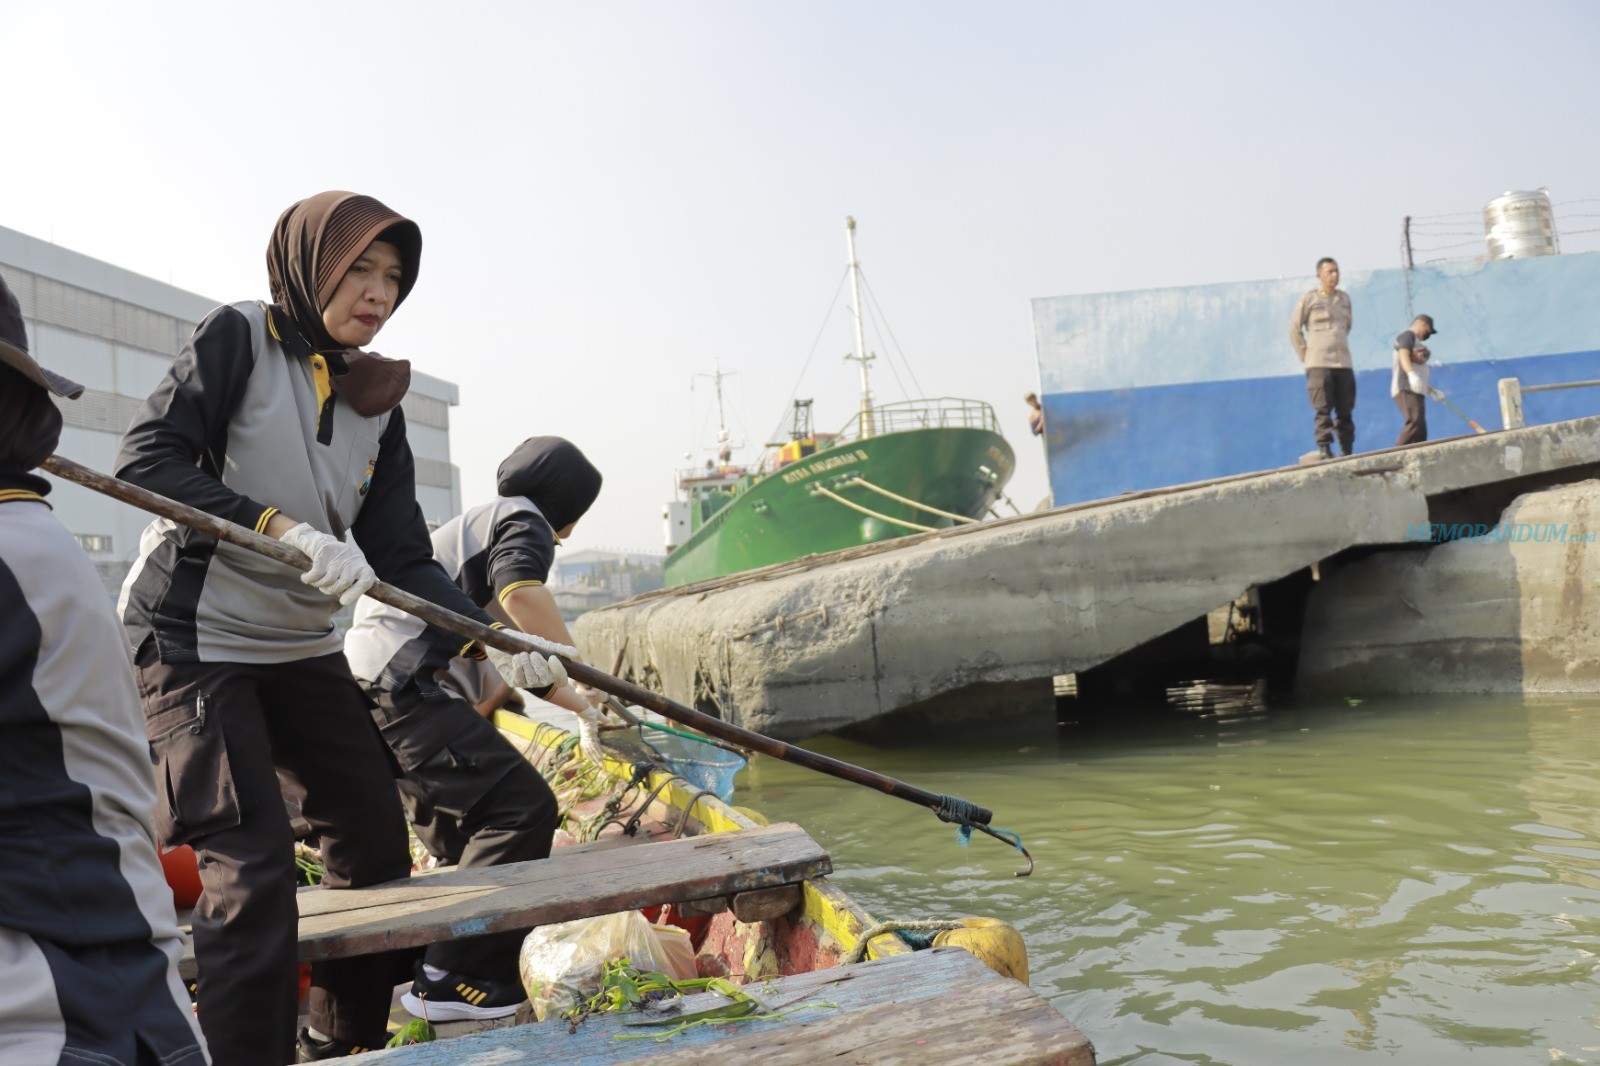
left=1290, top=257, right=1355, bottom=460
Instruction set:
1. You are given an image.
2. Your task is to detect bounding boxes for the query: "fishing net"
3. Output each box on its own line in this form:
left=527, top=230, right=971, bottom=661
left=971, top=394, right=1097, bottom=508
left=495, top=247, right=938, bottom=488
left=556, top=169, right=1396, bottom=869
left=637, top=729, right=746, bottom=802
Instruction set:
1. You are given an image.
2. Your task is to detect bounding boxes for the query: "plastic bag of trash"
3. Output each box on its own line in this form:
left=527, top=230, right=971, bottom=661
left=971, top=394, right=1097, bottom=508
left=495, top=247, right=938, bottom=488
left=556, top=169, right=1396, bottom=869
left=651, top=923, right=695, bottom=983
left=519, top=910, right=690, bottom=1022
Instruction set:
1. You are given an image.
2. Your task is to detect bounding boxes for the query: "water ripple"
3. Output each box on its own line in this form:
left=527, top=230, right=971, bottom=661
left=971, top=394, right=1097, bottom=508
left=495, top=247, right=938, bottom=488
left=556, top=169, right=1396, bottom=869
left=740, top=696, right=1600, bottom=1064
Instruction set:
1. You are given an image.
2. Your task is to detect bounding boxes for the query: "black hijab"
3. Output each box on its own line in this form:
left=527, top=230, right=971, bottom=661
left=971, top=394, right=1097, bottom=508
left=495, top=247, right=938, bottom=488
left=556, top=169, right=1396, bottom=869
left=497, top=437, right=604, bottom=531
left=0, top=365, right=63, bottom=472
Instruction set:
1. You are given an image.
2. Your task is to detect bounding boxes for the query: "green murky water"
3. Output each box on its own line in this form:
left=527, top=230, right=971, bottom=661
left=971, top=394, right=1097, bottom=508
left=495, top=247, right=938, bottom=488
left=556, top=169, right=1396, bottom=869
left=733, top=696, right=1600, bottom=1065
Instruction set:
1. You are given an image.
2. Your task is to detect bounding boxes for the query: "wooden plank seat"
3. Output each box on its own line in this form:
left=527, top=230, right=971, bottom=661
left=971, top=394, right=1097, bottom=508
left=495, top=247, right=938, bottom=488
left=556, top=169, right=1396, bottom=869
left=177, top=822, right=829, bottom=980
left=362, top=947, right=1097, bottom=1065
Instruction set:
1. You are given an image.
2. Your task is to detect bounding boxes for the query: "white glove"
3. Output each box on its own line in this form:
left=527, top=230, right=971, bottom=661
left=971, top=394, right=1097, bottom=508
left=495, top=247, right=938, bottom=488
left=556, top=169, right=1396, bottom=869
left=1428, top=387, right=1445, bottom=401
left=573, top=703, right=608, bottom=766
left=1407, top=373, right=1427, bottom=395
left=485, top=644, right=569, bottom=693
left=281, top=523, right=377, bottom=606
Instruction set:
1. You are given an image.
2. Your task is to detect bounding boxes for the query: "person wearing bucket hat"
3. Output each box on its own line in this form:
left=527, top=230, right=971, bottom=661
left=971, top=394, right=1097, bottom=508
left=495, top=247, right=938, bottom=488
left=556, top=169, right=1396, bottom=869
left=343, top=435, right=607, bottom=1023
left=0, top=276, right=210, bottom=1063
left=111, top=193, right=566, bottom=1063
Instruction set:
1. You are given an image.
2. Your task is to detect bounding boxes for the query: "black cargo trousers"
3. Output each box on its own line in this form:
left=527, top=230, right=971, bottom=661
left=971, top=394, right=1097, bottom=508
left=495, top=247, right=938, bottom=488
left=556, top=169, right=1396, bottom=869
left=1394, top=389, right=1428, bottom=446
left=364, top=677, right=561, bottom=983
left=1306, top=367, right=1357, bottom=454
left=134, top=649, right=411, bottom=1065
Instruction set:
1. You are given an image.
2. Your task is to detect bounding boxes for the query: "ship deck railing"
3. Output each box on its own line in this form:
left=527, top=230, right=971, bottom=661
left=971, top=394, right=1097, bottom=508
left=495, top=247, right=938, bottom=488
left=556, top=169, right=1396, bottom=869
left=832, top=397, right=1002, bottom=444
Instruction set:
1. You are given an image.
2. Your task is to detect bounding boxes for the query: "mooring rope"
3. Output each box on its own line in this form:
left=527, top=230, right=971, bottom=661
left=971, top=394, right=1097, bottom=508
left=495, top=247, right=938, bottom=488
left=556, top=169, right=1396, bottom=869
left=844, top=476, right=977, bottom=524
left=845, top=919, right=968, bottom=963
left=811, top=484, right=937, bottom=532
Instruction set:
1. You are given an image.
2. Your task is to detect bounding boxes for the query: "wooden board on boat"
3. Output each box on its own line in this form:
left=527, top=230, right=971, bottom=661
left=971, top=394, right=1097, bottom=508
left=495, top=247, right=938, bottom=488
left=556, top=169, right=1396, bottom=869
left=177, top=822, right=829, bottom=978
left=363, top=947, right=1095, bottom=1065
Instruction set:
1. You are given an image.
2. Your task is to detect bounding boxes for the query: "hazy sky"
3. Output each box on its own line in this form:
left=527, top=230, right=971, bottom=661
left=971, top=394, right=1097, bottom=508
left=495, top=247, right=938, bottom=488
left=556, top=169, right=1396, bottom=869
left=6, top=1, right=1598, bottom=552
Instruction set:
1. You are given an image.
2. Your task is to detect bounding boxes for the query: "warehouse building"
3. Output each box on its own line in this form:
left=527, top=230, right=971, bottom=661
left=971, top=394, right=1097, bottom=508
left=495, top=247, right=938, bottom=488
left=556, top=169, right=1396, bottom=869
left=0, top=224, right=462, bottom=594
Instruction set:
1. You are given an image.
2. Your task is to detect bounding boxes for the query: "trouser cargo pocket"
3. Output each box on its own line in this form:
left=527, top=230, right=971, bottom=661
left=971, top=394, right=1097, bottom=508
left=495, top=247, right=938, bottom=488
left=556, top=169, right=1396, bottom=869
left=147, top=692, right=241, bottom=848
left=365, top=679, right=469, bottom=774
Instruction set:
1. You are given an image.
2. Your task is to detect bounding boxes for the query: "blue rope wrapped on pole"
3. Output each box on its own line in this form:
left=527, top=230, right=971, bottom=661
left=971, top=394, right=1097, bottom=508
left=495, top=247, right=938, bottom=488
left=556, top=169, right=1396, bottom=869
left=935, top=794, right=1033, bottom=877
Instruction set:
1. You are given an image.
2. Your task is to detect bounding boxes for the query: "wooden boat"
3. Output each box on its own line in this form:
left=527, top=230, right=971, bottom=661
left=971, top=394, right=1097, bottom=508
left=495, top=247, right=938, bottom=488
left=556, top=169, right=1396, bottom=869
left=306, top=709, right=1097, bottom=1063
left=166, top=711, right=1093, bottom=1063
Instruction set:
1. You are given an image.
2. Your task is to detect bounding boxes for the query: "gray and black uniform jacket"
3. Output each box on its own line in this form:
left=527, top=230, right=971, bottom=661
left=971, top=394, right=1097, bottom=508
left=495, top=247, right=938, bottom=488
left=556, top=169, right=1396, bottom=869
left=0, top=471, right=208, bottom=1064
left=346, top=496, right=556, bottom=760
left=115, top=301, right=492, bottom=665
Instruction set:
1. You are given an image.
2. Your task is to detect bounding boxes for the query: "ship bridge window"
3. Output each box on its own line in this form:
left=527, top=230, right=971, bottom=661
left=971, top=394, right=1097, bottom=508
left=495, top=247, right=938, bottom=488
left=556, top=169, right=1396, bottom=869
left=698, top=491, right=732, bottom=521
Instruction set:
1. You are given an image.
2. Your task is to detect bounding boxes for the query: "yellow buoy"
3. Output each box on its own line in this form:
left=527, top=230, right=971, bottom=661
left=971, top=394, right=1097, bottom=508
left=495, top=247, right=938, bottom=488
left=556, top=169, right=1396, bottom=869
left=931, top=917, right=1029, bottom=983
left=731, top=805, right=770, bottom=826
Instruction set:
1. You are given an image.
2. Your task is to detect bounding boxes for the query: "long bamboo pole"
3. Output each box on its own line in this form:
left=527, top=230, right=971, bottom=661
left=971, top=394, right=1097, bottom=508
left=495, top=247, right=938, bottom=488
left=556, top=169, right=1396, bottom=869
left=44, top=455, right=1019, bottom=849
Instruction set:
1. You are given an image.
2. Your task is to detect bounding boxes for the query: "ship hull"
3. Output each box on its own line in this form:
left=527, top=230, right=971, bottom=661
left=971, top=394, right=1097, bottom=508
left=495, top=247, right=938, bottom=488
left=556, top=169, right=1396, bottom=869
left=664, top=426, right=1014, bottom=587
left=1031, top=250, right=1600, bottom=505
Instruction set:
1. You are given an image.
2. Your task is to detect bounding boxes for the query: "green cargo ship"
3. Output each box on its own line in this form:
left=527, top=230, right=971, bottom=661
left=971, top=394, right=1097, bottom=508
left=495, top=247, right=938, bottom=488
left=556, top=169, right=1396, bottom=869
left=661, top=218, right=1015, bottom=587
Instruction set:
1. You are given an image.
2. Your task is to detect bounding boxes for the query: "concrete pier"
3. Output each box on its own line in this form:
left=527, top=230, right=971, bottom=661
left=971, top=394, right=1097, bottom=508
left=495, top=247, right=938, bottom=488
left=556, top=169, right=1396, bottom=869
left=576, top=417, right=1600, bottom=739
left=1298, top=477, right=1600, bottom=695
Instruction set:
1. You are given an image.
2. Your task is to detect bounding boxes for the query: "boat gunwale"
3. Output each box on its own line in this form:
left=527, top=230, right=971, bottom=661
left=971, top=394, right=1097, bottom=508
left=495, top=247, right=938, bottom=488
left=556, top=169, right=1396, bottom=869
left=494, top=709, right=910, bottom=964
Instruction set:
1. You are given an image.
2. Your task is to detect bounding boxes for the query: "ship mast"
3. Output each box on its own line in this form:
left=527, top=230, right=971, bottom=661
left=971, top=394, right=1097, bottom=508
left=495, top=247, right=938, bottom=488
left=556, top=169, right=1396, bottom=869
left=844, top=216, right=875, bottom=439
left=704, top=359, right=735, bottom=466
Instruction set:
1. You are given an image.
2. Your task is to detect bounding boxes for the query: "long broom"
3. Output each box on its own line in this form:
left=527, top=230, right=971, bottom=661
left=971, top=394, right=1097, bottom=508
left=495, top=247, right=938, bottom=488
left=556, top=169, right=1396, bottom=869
left=43, top=454, right=1033, bottom=874
left=1431, top=389, right=1488, bottom=434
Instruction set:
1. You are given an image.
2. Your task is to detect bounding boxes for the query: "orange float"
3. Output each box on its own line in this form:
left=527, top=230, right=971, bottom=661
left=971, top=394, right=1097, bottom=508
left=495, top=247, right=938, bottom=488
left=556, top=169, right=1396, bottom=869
left=158, top=845, right=203, bottom=910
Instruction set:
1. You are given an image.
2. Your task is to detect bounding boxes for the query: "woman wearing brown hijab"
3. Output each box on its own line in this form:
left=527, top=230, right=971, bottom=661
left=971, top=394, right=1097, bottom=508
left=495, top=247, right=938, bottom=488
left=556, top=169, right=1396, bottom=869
left=114, top=192, right=561, bottom=1062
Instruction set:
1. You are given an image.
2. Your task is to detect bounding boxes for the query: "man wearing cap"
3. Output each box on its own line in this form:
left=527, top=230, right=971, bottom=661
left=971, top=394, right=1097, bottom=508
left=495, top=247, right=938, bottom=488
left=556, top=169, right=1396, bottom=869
left=0, top=276, right=209, bottom=1064
left=1290, top=257, right=1356, bottom=460
left=1392, top=314, right=1440, bottom=445
left=344, top=435, right=608, bottom=1023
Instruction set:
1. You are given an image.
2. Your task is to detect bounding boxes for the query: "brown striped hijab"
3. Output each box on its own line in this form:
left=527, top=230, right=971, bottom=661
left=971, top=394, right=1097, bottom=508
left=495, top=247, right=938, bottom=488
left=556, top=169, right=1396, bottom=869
left=266, top=191, right=422, bottom=352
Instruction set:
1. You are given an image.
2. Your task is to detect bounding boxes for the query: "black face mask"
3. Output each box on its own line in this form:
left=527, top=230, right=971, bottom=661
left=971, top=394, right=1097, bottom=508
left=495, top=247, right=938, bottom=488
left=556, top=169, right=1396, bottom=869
left=0, top=373, right=64, bottom=471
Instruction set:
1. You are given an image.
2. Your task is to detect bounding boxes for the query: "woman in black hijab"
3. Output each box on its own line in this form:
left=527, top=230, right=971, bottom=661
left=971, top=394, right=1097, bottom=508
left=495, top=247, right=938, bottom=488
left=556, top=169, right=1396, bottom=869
left=114, top=192, right=558, bottom=1062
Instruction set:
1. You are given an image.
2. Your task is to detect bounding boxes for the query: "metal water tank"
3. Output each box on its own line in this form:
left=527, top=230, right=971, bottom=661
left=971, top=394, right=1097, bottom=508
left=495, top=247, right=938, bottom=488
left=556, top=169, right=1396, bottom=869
left=1483, top=189, right=1558, bottom=259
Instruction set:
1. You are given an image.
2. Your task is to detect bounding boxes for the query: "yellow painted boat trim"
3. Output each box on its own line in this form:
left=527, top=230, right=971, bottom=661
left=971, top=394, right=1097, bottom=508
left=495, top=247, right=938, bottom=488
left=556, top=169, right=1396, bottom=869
left=493, top=711, right=907, bottom=961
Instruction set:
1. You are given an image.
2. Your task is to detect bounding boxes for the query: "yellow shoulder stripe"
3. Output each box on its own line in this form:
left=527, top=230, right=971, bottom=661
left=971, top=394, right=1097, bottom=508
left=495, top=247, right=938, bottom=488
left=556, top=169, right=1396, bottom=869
left=497, top=579, right=544, bottom=603
left=0, top=490, right=45, bottom=505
